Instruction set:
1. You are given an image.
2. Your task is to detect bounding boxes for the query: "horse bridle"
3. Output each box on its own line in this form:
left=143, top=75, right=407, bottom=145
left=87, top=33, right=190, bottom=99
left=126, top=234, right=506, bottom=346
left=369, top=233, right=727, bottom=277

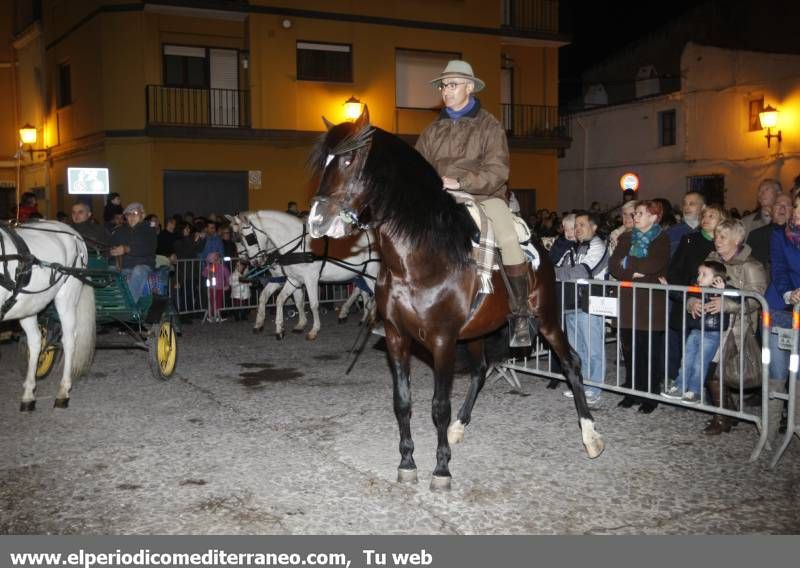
left=313, top=125, right=376, bottom=231
left=236, top=218, right=305, bottom=267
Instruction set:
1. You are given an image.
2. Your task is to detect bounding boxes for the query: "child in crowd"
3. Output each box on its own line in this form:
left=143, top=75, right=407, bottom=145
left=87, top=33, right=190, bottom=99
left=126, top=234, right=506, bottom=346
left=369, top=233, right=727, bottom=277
left=202, top=252, right=230, bottom=322
left=230, top=260, right=252, bottom=321
left=663, top=260, right=730, bottom=404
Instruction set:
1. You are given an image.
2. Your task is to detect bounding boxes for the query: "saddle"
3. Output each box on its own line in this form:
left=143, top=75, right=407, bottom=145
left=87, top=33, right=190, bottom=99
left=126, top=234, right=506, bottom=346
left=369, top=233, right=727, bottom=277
left=455, top=196, right=541, bottom=275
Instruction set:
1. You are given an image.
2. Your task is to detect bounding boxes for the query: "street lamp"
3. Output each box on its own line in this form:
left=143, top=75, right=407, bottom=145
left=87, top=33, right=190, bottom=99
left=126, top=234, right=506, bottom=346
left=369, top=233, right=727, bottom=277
left=344, top=96, right=363, bottom=121
left=19, top=124, right=37, bottom=145
left=759, top=104, right=782, bottom=148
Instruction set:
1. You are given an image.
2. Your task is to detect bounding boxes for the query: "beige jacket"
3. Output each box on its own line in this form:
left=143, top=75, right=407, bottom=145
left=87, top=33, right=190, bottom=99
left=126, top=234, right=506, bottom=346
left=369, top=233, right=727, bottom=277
left=415, top=99, right=509, bottom=202
left=706, top=244, right=767, bottom=350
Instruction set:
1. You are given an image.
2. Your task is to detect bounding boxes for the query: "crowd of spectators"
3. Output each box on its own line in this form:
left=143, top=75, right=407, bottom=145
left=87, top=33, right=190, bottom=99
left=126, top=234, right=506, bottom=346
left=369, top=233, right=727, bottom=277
left=542, top=175, right=800, bottom=447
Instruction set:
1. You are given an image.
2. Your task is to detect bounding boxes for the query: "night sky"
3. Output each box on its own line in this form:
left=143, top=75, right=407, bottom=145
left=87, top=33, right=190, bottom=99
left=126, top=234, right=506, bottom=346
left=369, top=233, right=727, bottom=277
left=559, top=0, right=706, bottom=106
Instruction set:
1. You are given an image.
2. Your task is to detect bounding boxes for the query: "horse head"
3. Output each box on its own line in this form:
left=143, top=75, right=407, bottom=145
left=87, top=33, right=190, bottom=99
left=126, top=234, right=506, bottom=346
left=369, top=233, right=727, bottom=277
left=227, top=212, right=271, bottom=267
left=308, top=108, right=374, bottom=239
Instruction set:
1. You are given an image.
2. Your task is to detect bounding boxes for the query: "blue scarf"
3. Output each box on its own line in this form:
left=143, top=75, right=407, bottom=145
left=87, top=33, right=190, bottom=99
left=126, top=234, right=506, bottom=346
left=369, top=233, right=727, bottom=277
left=445, top=96, right=477, bottom=121
left=630, top=224, right=662, bottom=258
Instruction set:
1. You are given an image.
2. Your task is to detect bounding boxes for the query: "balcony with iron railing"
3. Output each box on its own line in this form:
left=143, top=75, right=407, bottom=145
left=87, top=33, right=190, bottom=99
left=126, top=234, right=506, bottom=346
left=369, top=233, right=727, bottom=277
left=500, top=104, right=571, bottom=148
left=146, top=85, right=251, bottom=130
left=501, top=0, right=560, bottom=35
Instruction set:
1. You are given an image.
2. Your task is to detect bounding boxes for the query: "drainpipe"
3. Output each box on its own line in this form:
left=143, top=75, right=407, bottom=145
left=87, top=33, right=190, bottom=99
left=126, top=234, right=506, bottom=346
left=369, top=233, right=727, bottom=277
left=575, top=117, right=589, bottom=208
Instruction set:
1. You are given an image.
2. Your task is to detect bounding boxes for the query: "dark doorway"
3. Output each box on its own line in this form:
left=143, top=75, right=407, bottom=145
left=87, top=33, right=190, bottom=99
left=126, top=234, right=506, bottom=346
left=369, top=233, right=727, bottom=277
left=163, top=170, right=248, bottom=219
left=512, top=188, right=536, bottom=222
left=0, top=186, right=15, bottom=220
left=686, top=174, right=725, bottom=207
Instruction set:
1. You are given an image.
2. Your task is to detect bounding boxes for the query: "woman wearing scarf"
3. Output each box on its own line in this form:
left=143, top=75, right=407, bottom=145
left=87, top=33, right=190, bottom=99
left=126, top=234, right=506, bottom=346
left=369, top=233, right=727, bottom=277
left=764, top=194, right=800, bottom=446
left=609, top=200, right=670, bottom=413
left=702, top=219, right=767, bottom=434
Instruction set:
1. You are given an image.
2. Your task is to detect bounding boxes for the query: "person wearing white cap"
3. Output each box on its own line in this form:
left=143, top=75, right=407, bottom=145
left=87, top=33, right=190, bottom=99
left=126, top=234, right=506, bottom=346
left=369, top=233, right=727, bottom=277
left=109, top=202, right=157, bottom=302
left=415, top=60, right=531, bottom=347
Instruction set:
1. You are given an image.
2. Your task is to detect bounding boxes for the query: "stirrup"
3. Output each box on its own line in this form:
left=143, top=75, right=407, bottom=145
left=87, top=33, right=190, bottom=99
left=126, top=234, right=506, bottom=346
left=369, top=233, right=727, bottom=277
left=509, top=317, right=532, bottom=348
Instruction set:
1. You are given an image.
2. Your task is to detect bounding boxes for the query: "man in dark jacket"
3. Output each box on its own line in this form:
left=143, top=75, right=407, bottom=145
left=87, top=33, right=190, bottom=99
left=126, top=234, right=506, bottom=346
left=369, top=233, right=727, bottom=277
left=110, top=202, right=157, bottom=302
left=416, top=60, right=530, bottom=347
left=746, top=192, right=791, bottom=272
left=70, top=202, right=110, bottom=256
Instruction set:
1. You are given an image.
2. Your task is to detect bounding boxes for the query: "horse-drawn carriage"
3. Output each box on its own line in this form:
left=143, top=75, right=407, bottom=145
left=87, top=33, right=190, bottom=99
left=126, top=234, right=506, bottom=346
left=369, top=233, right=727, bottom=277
left=1, top=219, right=179, bottom=410
left=24, top=255, right=179, bottom=383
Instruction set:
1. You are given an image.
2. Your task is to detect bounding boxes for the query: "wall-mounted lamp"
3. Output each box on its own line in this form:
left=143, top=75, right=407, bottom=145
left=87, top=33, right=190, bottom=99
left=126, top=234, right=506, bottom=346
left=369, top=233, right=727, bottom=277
left=344, top=96, right=363, bottom=121
left=759, top=104, right=782, bottom=148
left=17, top=123, right=48, bottom=160
left=19, top=124, right=37, bottom=145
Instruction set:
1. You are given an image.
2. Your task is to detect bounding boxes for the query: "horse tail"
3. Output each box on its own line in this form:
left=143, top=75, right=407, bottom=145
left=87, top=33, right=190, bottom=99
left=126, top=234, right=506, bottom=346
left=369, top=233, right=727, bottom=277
left=71, top=282, right=96, bottom=377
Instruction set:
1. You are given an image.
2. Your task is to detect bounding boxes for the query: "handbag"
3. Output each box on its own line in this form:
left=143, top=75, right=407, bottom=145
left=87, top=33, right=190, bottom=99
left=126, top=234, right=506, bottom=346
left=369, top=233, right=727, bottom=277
left=714, top=317, right=761, bottom=389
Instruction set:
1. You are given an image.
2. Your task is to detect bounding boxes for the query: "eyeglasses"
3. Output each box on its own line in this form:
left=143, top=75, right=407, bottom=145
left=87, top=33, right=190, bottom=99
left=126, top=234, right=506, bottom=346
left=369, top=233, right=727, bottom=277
left=438, top=81, right=467, bottom=92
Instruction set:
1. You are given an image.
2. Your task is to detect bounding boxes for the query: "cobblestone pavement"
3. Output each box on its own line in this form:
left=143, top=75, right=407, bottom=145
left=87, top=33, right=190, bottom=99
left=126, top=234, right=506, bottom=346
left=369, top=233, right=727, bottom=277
left=1, top=311, right=798, bottom=534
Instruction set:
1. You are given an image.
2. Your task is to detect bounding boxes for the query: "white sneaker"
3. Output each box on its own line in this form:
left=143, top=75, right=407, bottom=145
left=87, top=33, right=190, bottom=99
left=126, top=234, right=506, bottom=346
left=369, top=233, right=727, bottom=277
left=662, top=386, right=682, bottom=400
left=681, top=392, right=700, bottom=405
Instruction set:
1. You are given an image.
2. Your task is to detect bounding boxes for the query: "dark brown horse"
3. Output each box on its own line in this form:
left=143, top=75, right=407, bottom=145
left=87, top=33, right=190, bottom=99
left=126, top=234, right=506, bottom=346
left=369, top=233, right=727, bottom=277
left=307, top=110, right=604, bottom=491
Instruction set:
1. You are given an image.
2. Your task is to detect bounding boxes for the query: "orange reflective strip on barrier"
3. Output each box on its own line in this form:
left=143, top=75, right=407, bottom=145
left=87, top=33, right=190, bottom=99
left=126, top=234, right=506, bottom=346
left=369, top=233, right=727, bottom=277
left=620, top=281, right=633, bottom=288
left=794, top=309, right=800, bottom=330
left=762, top=311, right=770, bottom=328
left=686, top=286, right=701, bottom=294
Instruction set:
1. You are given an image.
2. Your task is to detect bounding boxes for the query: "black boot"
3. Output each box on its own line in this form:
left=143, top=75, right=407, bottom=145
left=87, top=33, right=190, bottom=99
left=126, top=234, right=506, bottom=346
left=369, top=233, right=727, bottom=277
left=505, top=264, right=531, bottom=348
left=703, top=377, right=735, bottom=435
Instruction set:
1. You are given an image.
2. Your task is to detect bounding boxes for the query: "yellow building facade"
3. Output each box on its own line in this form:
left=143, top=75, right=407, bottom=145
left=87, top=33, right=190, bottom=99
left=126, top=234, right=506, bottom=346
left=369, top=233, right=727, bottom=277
left=3, top=0, right=569, bottom=219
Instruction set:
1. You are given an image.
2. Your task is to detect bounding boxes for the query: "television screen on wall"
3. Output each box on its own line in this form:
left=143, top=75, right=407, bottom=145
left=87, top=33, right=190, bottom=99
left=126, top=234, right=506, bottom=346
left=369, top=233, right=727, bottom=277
left=67, top=167, right=109, bottom=195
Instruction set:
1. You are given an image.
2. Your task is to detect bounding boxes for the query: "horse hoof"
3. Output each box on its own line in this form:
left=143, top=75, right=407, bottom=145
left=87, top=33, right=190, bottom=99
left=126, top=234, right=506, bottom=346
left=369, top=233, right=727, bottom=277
left=447, top=420, right=465, bottom=444
left=252, top=327, right=263, bottom=334
left=306, top=332, right=318, bottom=341
left=338, top=317, right=347, bottom=325
left=54, top=398, right=69, bottom=409
left=19, top=400, right=36, bottom=412
left=585, top=435, right=605, bottom=459
left=397, top=468, right=418, bottom=484
left=580, top=418, right=605, bottom=459
left=429, top=475, right=452, bottom=492
left=275, top=332, right=284, bottom=341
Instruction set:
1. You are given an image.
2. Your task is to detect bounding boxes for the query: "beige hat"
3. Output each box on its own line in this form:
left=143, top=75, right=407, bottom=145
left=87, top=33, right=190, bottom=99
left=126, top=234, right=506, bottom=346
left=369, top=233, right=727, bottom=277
left=430, top=60, right=485, bottom=92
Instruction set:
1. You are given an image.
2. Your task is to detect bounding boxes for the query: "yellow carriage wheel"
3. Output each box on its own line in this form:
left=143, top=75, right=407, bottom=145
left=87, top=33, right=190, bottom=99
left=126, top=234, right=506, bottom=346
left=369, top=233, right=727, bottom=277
left=17, top=323, right=61, bottom=380
left=148, top=319, right=177, bottom=380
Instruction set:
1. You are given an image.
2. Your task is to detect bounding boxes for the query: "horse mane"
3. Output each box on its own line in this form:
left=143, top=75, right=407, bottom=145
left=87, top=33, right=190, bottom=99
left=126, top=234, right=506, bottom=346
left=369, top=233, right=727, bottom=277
left=311, top=125, right=475, bottom=267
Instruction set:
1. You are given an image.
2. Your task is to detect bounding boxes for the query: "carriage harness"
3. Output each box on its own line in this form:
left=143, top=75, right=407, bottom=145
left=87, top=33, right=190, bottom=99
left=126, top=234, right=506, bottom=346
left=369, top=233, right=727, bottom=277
left=237, top=219, right=379, bottom=292
left=0, top=221, right=100, bottom=320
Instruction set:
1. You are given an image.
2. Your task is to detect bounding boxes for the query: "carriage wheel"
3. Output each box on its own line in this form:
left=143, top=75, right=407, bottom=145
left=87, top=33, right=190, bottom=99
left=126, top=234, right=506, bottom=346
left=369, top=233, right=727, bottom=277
left=17, top=322, right=62, bottom=381
left=147, top=317, right=178, bottom=380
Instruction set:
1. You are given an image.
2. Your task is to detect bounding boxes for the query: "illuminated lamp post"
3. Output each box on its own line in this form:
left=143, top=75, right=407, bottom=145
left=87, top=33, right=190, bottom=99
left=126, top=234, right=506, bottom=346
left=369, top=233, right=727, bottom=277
left=344, top=96, right=363, bottom=121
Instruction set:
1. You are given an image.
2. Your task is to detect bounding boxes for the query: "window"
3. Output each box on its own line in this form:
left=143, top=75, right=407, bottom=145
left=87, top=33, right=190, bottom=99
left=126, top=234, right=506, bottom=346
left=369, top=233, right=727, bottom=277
left=395, top=49, right=459, bottom=109
left=57, top=62, right=71, bottom=107
left=686, top=174, right=725, bottom=207
left=163, top=45, right=208, bottom=88
left=658, top=109, right=676, bottom=146
left=297, top=42, right=352, bottom=83
left=749, top=97, right=764, bottom=131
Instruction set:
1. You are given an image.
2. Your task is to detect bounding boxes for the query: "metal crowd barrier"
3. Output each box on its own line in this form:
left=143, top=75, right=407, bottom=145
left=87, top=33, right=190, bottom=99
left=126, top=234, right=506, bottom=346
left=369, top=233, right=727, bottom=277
left=169, top=258, right=356, bottom=322
left=769, top=304, right=800, bottom=468
left=500, top=278, right=773, bottom=462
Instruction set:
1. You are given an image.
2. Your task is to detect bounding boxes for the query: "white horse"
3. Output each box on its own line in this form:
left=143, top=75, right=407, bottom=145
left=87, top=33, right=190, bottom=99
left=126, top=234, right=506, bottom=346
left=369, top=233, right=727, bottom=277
left=229, top=211, right=379, bottom=340
left=0, top=221, right=96, bottom=410
left=336, top=278, right=376, bottom=326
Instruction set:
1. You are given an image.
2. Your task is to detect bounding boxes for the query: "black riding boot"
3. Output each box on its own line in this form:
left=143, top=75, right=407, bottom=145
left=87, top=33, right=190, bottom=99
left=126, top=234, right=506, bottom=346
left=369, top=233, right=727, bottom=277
left=505, top=264, right=532, bottom=348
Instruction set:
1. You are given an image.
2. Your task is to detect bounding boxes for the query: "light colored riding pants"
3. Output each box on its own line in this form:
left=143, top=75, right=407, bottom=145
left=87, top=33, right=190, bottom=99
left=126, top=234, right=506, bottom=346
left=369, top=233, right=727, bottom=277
left=481, top=197, right=525, bottom=265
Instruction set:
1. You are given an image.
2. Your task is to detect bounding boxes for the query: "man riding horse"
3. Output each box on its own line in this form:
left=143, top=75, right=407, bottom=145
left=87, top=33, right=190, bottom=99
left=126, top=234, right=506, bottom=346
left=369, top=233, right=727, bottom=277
left=415, top=60, right=531, bottom=348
